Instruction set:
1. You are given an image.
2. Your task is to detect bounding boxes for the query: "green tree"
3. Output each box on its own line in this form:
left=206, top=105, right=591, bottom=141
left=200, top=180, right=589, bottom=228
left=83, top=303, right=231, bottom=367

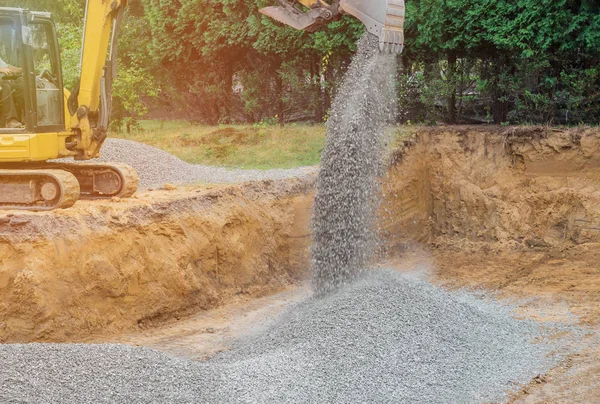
left=142, top=0, right=363, bottom=124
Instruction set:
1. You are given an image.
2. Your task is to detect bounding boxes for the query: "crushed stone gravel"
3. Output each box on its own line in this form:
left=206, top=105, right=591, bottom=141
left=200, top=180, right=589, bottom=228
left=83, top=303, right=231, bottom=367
left=0, top=269, right=559, bottom=404
left=56, top=137, right=316, bottom=189
left=311, top=33, right=396, bottom=294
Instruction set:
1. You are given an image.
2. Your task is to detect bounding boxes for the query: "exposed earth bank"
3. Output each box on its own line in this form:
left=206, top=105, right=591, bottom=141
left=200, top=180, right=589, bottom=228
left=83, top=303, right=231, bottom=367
left=0, top=179, right=314, bottom=343
left=382, top=125, right=600, bottom=402
left=384, top=125, right=600, bottom=247
left=2, top=126, right=600, bottom=401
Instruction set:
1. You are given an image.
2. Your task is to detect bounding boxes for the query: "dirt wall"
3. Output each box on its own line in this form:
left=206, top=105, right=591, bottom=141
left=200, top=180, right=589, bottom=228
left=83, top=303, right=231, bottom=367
left=0, top=179, right=314, bottom=343
left=381, top=127, right=600, bottom=402
left=3, top=125, right=600, bottom=344
left=383, top=126, right=600, bottom=249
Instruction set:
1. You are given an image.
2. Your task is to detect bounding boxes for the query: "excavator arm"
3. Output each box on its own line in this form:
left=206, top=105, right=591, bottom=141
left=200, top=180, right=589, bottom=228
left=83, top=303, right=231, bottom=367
left=69, top=0, right=126, bottom=160
left=260, top=0, right=405, bottom=54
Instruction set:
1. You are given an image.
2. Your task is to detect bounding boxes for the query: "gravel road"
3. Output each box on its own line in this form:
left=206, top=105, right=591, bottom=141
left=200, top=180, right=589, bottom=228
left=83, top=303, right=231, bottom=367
left=0, top=269, right=558, bottom=403
left=59, top=138, right=317, bottom=189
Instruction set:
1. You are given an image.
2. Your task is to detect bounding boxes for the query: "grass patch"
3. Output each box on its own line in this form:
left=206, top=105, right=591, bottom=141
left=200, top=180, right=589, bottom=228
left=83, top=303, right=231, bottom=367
left=111, top=120, right=326, bottom=170
left=111, top=120, right=421, bottom=169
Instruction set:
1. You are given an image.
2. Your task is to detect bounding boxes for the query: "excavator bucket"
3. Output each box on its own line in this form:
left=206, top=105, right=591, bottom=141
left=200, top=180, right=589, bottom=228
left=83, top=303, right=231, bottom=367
left=260, top=0, right=405, bottom=54
left=341, top=0, right=404, bottom=53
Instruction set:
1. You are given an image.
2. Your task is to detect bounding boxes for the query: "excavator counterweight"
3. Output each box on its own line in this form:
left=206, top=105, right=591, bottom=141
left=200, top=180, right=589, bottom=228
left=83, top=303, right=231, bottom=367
left=260, top=0, right=405, bottom=54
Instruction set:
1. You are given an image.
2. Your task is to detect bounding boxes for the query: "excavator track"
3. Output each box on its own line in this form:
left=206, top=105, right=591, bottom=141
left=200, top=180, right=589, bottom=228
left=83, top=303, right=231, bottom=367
left=0, top=169, right=80, bottom=211
left=46, top=162, right=139, bottom=200
left=0, top=162, right=138, bottom=211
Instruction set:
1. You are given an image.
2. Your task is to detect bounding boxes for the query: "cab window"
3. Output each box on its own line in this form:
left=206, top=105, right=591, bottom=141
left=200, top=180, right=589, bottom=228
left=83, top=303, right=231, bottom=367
left=29, top=22, right=62, bottom=127
left=0, top=19, right=24, bottom=129
left=0, top=20, right=19, bottom=66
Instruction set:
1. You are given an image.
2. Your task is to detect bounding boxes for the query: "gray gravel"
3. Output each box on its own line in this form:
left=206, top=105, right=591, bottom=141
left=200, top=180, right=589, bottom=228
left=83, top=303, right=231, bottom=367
left=0, top=269, right=558, bottom=403
left=312, top=34, right=396, bottom=294
left=60, top=138, right=316, bottom=189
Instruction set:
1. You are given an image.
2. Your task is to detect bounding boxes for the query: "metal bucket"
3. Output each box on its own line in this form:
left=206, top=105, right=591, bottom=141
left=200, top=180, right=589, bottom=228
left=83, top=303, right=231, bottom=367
left=260, top=0, right=405, bottom=54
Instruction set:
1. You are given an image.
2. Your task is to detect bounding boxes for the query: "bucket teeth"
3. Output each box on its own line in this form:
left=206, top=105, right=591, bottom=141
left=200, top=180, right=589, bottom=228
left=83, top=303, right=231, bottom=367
left=380, top=28, right=404, bottom=54
left=339, top=0, right=405, bottom=54
left=380, top=0, right=405, bottom=53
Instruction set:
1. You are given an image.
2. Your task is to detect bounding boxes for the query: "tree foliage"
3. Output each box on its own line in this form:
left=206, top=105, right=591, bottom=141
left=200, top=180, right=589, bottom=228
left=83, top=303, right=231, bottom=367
left=403, top=0, right=600, bottom=124
left=4, top=0, right=600, bottom=125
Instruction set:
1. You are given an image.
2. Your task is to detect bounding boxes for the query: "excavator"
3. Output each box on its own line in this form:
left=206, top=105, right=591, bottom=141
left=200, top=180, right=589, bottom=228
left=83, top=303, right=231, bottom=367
left=0, top=0, right=403, bottom=211
left=0, top=1, right=136, bottom=211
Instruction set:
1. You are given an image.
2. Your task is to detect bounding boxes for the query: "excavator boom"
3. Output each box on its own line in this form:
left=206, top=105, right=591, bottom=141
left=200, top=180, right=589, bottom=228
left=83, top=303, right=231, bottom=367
left=71, top=0, right=127, bottom=161
left=260, top=0, right=405, bottom=54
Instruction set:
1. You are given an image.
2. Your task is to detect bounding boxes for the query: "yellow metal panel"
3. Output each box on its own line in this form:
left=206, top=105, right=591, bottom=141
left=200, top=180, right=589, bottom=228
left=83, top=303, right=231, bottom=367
left=0, top=134, right=30, bottom=159
left=0, top=132, right=74, bottom=162
left=78, top=0, right=123, bottom=112
left=298, top=0, right=323, bottom=7
left=28, top=132, right=60, bottom=160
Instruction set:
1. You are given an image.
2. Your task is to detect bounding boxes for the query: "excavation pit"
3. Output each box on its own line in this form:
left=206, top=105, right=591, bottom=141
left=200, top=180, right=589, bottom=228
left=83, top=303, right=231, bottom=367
left=1, top=126, right=600, bottom=336
left=0, top=179, right=314, bottom=343
left=1, top=126, right=600, bottom=401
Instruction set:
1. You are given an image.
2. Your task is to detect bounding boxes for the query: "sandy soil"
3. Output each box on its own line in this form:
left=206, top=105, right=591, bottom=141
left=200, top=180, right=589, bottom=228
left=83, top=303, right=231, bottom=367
left=105, top=241, right=600, bottom=402
left=107, top=126, right=600, bottom=402
left=2, top=126, right=600, bottom=401
left=0, top=178, right=314, bottom=342
left=436, top=247, right=600, bottom=403
left=110, top=285, right=309, bottom=360
left=387, top=245, right=600, bottom=403
left=384, top=126, right=600, bottom=401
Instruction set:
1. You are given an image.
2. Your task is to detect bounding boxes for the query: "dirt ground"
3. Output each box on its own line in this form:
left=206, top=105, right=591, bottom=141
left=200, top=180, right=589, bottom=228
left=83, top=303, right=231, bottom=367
left=112, top=125, right=600, bottom=402
left=2, top=125, right=600, bottom=401
left=386, top=245, right=600, bottom=403
left=104, top=242, right=600, bottom=403
left=382, top=126, right=600, bottom=402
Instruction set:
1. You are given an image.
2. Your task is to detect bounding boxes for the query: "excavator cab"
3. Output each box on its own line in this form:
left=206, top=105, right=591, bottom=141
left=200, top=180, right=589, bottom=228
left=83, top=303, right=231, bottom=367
left=260, top=0, right=405, bottom=54
left=0, top=10, right=65, bottom=135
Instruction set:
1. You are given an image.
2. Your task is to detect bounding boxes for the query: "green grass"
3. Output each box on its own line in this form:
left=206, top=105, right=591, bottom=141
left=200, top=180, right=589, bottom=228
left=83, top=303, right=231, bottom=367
left=111, top=120, right=326, bottom=170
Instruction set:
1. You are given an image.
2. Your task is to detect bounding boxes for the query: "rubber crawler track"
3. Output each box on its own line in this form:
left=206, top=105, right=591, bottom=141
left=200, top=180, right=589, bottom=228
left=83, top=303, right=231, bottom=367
left=52, top=162, right=139, bottom=199
left=0, top=169, right=80, bottom=211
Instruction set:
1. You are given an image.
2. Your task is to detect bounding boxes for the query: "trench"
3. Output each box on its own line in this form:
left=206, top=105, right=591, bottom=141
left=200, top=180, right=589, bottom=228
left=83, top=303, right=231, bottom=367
left=2, top=126, right=600, bottom=400
left=0, top=179, right=314, bottom=343
left=1, top=126, right=600, bottom=343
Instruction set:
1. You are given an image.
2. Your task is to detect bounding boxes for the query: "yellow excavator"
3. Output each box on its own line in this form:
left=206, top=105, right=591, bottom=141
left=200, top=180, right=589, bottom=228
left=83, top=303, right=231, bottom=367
left=0, top=1, right=136, bottom=211
left=0, top=0, right=403, bottom=211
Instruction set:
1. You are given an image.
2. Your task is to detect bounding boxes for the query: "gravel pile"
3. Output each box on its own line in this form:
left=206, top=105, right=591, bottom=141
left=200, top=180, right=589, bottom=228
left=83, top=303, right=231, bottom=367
left=61, top=138, right=316, bottom=189
left=312, top=34, right=396, bottom=294
left=0, top=269, right=557, bottom=403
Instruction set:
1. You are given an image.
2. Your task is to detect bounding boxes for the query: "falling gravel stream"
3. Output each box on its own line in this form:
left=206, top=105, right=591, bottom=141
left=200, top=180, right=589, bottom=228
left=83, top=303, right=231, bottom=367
left=312, top=33, right=396, bottom=294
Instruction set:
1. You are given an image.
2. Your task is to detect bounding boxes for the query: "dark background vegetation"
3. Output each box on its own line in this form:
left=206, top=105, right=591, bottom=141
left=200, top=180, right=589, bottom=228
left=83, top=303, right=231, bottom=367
left=6, top=0, right=600, bottom=129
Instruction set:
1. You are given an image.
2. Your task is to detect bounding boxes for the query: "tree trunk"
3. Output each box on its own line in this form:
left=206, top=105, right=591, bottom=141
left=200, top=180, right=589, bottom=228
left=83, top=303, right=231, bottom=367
left=313, top=55, right=324, bottom=123
left=275, top=72, right=285, bottom=126
left=323, top=66, right=333, bottom=120
left=447, top=52, right=458, bottom=124
left=223, top=60, right=234, bottom=124
left=490, top=56, right=509, bottom=124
